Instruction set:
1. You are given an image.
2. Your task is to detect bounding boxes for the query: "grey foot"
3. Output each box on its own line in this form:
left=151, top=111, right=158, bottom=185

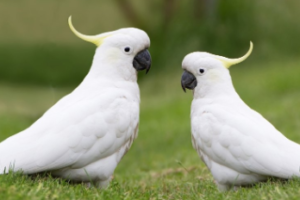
left=215, top=181, right=230, bottom=191
left=85, top=176, right=112, bottom=189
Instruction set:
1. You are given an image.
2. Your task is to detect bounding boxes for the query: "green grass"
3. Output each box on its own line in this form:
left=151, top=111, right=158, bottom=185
left=1, top=58, right=300, bottom=199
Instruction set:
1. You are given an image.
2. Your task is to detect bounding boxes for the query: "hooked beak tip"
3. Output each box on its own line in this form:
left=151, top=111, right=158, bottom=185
left=181, top=83, right=186, bottom=93
left=145, top=64, right=151, bottom=74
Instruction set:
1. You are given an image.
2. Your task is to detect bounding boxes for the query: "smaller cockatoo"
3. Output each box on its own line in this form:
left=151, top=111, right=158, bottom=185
left=181, top=42, right=300, bottom=191
left=0, top=16, right=151, bottom=188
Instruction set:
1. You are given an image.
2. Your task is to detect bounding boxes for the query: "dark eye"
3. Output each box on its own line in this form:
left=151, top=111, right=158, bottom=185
left=199, top=68, right=205, bottom=74
left=124, top=47, right=130, bottom=52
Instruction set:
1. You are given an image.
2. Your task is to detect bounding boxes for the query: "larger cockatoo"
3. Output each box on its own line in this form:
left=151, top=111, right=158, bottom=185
left=0, top=16, right=151, bottom=188
left=181, top=42, right=300, bottom=191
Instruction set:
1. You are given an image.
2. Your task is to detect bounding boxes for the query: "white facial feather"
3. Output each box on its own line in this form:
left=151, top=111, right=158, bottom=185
left=88, top=28, right=150, bottom=82
left=182, top=53, right=234, bottom=98
left=183, top=53, right=230, bottom=79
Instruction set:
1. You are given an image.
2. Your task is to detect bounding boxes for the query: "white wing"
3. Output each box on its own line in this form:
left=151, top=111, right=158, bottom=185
left=0, top=83, right=139, bottom=174
left=191, top=98, right=300, bottom=179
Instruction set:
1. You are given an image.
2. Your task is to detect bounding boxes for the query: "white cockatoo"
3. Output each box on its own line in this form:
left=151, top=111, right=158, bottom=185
left=181, top=42, right=300, bottom=191
left=0, top=16, right=151, bottom=188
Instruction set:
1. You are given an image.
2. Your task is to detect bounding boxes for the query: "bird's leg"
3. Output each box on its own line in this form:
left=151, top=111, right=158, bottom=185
left=232, top=186, right=241, bottom=191
left=215, top=181, right=230, bottom=191
left=85, top=177, right=112, bottom=189
left=85, top=182, right=93, bottom=188
left=95, top=176, right=113, bottom=189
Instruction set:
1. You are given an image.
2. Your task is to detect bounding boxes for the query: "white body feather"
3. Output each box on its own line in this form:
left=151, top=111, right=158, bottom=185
left=182, top=51, right=300, bottom=191
left=0, top=27, right=150, bottom=187
left=0, top=78, right=139, bottom=182
left=191, top=90, right=300, bottom=190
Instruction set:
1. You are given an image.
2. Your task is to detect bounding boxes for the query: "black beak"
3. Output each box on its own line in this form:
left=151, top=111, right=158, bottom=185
left=133, top=49, right=151, bottom=74
left=181, top=70, right=197, bottom=92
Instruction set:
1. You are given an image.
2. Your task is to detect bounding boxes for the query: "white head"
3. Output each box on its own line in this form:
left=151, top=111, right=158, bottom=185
left=69, top=16, right=151, bottom=82
left=181, top=42, right=253, bottom=98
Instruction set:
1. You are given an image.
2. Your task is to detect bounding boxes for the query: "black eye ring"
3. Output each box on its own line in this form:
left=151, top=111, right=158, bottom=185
left=199, top=69, right=205, bottom=74
left=124, top=47, right=130, bottom=52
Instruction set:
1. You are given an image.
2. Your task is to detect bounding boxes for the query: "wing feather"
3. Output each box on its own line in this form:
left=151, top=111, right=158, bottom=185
left=192, top=101, right=300, bottom=179
left=0, top=85, right=139, bottom=174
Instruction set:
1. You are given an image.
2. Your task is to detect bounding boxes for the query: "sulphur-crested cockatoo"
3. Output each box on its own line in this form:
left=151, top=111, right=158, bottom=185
left=181, top=42, right=300, bottom=191
left=0, top=16, right=151, bottom=188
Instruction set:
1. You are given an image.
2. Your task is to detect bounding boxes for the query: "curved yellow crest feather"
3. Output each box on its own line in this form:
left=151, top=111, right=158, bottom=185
left=215, top=42, right=253, bottom=68
left=68, top=16, right=111, bottom=46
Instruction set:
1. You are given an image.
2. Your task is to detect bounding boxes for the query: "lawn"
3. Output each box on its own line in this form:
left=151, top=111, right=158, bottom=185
left=1, top=58, right=300, bottom=199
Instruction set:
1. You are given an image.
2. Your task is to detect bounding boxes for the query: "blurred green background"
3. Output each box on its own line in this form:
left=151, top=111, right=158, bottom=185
left=0, top=0, right=299, bottom=86
left=1, top=0, right=300, bottom=198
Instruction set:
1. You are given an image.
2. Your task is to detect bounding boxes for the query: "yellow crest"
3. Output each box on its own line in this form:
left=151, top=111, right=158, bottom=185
left=68, top=16, right=111, bottom=46
left=215, top=42, right=253, bottom=68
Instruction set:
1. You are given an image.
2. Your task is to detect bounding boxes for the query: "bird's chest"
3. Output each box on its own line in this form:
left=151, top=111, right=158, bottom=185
left=191, top=107, right=217, bottom=144
left=191, top=110, right=223, bottom=170
left=191, top=103, right=225, bottom=160
left=91, top=91, right=139, bottom=140
left=66, top=95, right=139, bottom=167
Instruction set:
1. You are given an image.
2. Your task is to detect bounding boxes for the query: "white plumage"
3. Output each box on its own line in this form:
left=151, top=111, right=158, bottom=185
left=181, top=42, right=300, bottom=191
left=0, top=17, right=151, bottom=188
